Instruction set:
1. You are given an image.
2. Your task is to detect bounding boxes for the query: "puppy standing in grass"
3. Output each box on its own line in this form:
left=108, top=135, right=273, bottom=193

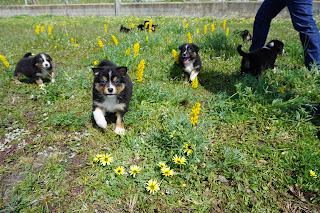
left=14, top=53, right=54, bottom=88
left=178, top=43, right=202, bottom=82
left=237, top=40, right=284, bottom=76
left=92, top=60, right=132, bottom=135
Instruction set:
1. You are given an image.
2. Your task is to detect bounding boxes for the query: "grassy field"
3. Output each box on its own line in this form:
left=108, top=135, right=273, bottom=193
left=0, top=15, right=319, bottom=212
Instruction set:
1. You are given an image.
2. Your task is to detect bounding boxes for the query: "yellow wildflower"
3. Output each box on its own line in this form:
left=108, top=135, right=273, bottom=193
left=41, top=26, right=45, bottom=33
left=129, top=165, right=141, bottom=177
left=161, top=167, right=174, bottom=177
left=98, top=38, right=103, bottom=47
left=35, top=25, right=40, bottom=35
left=277, top=86, right=285, bottom=94
left=131, top=23, right=134, bottom=29
left=104, top=24, right=107, bottom=33
left=196, top=28, right=199, bottom=34
left=48, top=25, right=53, bottom=35
left=146, top=36, right=148, bottom=42
left=148, top=19, right=152, bottom=33
left=172, top=49, right=179, bottom=64
left=310, top=170, right=317, bottom=179
left=93, top=60, right=99, bottom=66
left=211, top=23, right=215, bottom=35
left=146, top=179, right=160, bottom=194
left=112, top=35, right=118, bottom=46
left=185, top=23, right=189, bottom=29
left=158, top=162, right=166, bottom=169
left=184, top=143, right=194, bottom=156
left=137, top=59, right=145, bottom=82
left=100, top=154, right=113, bottom=166
left=190, top=102, right=201, bottom=126
left=133, top=43, right=140, bottom=58
left=0, top=55, right=10, bottom=68
left=187, top=32, right=192, bottom=43
left=125, top=47, right=131, bottom=55
left=191, top=77, right=198, bottom=88
left=173, top=155, right=186, bottom=165
left=226, top=28, right=229, bottom=36
left=204, top=25, right=207, bottom=35
left=223, top=19, right=226, bottom=30
left=70, top=37, right=74, bottom=43
left=114, top=166, right=124, bottom=175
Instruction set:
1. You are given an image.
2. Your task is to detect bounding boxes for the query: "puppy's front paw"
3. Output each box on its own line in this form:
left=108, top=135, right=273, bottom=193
left=93, top=109, right=107, bottom=129
left=51, top=79, right=56, bottom=83
left=190, top=71, right=199, bottom=81
left=114, top=127, right=125, bottom=135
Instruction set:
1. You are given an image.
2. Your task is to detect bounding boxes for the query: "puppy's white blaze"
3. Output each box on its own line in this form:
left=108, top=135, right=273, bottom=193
left=93, top=108, right=107, bottom=129
left=190, top=70, right=198, bottom=81
left=41, top=54, right=51, bottom=69
left=106, top=71, right=116, bottom=95
left=94, top=96, right=126, bottom=113
left=114, top=127, right=125, bottom=135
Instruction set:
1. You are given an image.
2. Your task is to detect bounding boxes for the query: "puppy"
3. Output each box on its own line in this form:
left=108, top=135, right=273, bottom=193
left=240, top=30, right=252, bottom=42
left=120, top=25, right=131, bottom=33
left=137, top=21, right=158, bottom=32
left=237, top=40, right=284, bottom=76
left=14, top=53, right=54, bottom=87
left=92, top=60, right=133, bottom=135
left=178, top=43, right=202, bottom=82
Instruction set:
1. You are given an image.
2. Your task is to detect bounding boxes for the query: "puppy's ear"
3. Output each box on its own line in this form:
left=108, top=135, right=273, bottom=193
left=192, top=44, right=200, bottom=53
left=48, top=55, right=52, bottom=61
left=179, top=44, right=185, bottom=51
left=116, top=66, right=128, bottom=77
left=92, top=68, right=103, bottom=77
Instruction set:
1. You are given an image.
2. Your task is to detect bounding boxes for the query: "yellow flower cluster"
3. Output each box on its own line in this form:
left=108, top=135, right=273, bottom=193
left=48, top=25, right=53, bottom=35
left=211, top=23, right=215, bottom=35
left=184, top=143, right=194, bottom=156
left=172, top=49, right=179, bottom=64
left=137, top=59, right=145, bottom=82
left=226, top=28, right=230, bottom=36
left=191, top=76, right=198, bottom=88
left=223, top=19, right=227, bottom=30
left=112, top=35, right=118, bottom=46
left=35, top=25, right=40, bottom=35
left=131, top=23, right=134, bottom=29
left=104, top=24, right=107, bottom=33
left=148, top=19, right=152, bottom=33
left=190, top=102, right=201, bottom=126
left=184, top=23, right=189, bottom=29
left=91, top=154, right=113, bottom=167
left=277, top=86, right=285, bottom=94
left=204, top=25, right=207, bottom=35
left=98, top=38, right=103, bottom=47
left=0, top=55, right=10, bottom=68
left=173, top=155, right=187, bottom=165
left=187, top=32, right=192, bottom=43
left=133, top=43, right=140, bottom=58
left=125, top=47, right=131, bottom=55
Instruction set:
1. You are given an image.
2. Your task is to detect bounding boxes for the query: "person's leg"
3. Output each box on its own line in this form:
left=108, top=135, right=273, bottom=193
left=250, top=0, right=286, bottom=51
left=286, top=0, right=320, bottom=69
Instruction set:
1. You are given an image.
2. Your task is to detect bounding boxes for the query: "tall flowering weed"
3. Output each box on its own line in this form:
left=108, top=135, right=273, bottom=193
left=190, top=102, right=201, bottom=126
left=137, top=59, right=145, bottom=82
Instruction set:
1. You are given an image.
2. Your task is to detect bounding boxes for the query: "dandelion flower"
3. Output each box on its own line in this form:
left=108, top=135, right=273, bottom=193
left=112, top=35, right=118, bottom=46
left=146, top=179, right=160, bottom=194
left=114, top=166, right=124, bottom=175
left=310, top=170, right=317, bottom=179
left=93, top=60, right=99, bottom=66
left=158, top=162, right=166, bottom=169
left=172, top=49, right=179, bottom=64
left=137, top=59, right=145, bottom=82
left=173, top=155, right=186, bottom=165
left=187, top=32, right=192, bottom=43
left=133, top=43, right=140, bottom=58
left=100, top=154, right=113, bottom=166
left=129, top=165, right=141, bottom=177
left=161, top=167, right=173, bottom=177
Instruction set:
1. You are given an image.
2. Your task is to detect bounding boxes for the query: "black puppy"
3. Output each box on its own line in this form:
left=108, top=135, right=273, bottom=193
left=120, top=25, right=131, bottom=33
left=14, top=53, right=54, bottom=88
left=240, top=30, right=252, bottom=42
left=137, top=21, right=158, bottom=32
left=178, top=43, right=202, bottom=82
left=237, top=40, right=284, bottom=76
left=92, top=60, right=133, bottom=135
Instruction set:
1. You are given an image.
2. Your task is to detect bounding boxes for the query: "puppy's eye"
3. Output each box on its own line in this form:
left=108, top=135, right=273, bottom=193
left=100, top=80, right=106, bottom=86
left=114, top=79, right=120, bottom=84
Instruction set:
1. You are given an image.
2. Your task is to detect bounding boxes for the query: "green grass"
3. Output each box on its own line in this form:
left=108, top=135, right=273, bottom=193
left=0, top=15, right=319, bottom=212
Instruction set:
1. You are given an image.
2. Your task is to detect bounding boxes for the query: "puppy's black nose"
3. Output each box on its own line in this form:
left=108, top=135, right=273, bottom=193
left=182, top=53, right=187, bottom=57
left=108, top=88, right=114, bottom=93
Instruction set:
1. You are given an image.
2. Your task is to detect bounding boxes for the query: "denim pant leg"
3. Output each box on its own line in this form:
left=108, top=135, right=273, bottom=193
left=250, top=0, right=286, bottom=52
left=286, top=0, right=320, bottom=68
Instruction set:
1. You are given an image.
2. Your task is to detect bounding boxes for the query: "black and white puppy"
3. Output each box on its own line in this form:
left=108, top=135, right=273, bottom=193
left=14, top=53, right=54, bottom=87
left=92, top=60, right=133, bottom=135
left=120, top=25, right=131, bottom=33
left=137, top=21, right=158, bottom=32
left=237, top=40, right=284, bottom=76
left=240, top=30, right=252, bottom=42
left=178, top=43, right=202, bottom=82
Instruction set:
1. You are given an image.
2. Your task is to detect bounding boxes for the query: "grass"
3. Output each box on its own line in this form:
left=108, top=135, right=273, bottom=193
left=0, top=15, right=319, bottom=212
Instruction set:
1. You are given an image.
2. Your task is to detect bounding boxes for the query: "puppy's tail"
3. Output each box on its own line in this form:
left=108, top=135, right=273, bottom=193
left=237, top=45, right=249, bottom=57
left=23, top=53, right=33, bottom=58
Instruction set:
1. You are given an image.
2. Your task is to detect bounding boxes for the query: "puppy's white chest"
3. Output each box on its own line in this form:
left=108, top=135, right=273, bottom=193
left=184, top=60, right=195, bottom=74
left=36, top=69, right=51, bottom=78
left=95, top=96, right=125, bottom=113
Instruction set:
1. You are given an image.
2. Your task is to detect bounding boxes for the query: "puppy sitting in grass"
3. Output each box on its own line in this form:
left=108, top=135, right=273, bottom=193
left=178, top=43, right=202, bottom=82
left=92, top=60, right=133, bottom=135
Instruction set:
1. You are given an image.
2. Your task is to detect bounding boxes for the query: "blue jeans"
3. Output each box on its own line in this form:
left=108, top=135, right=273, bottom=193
left=250, top=0, right=320, bottom=69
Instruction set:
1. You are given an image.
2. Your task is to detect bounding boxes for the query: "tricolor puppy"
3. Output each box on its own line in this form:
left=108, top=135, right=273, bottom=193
left=237, top=40, right=284, bottom=76
left=92, top=60, right=133, bottom=135
left=120, top=25, right=131, bottom=33
left=14, top=53, right=54, bottom=88
left=240, top=30, right=252, bottom=42
left=178, top=43, right=202, bottom=82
